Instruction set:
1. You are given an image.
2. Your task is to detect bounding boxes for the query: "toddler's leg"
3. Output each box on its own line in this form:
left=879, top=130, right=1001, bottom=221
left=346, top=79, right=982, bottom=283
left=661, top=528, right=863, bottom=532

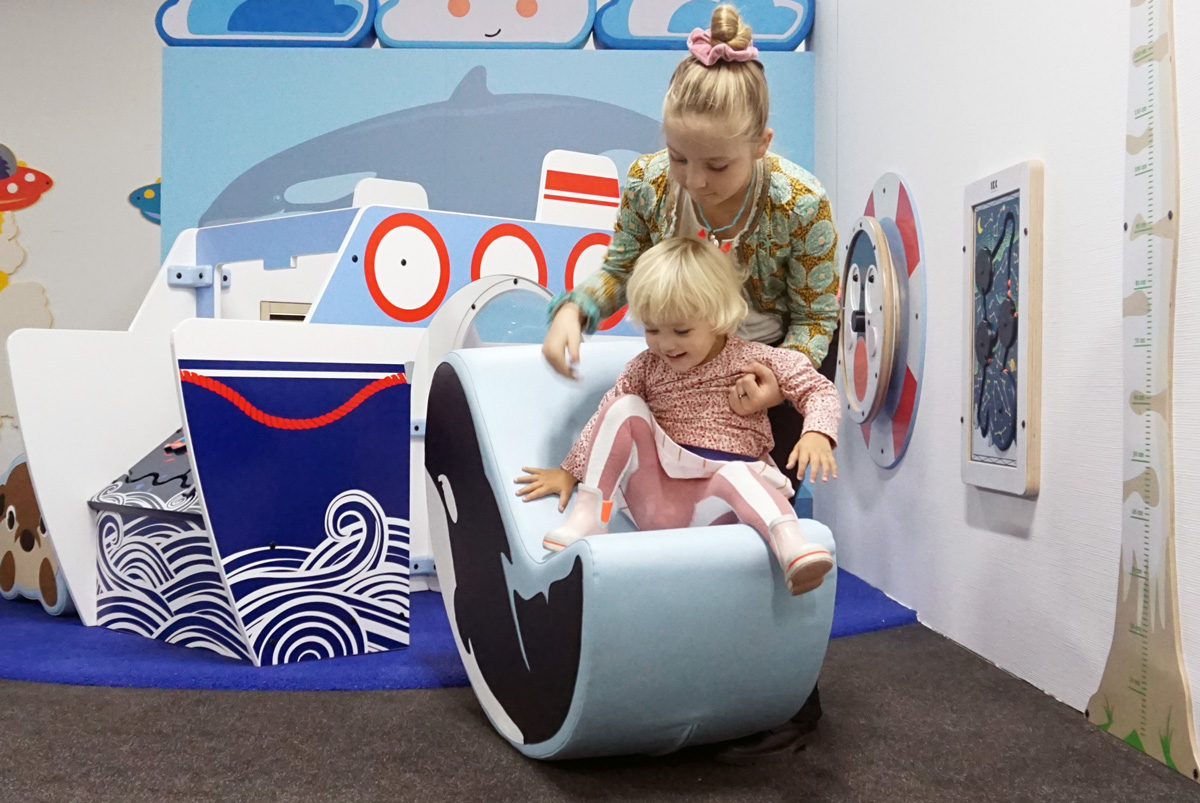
left=707, top=462, right=833, bottom=595
left=544, top=395, right=665, bottom=552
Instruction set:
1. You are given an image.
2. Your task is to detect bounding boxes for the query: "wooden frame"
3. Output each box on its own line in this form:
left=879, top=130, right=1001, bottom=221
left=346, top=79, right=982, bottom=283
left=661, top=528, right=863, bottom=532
left=259, top=301, right=311, bottom=322
left=961, top=161, right=1043, bottom=496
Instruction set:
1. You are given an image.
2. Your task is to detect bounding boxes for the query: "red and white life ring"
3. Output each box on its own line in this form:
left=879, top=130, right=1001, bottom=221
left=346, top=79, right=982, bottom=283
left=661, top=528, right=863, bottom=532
left=837, top=173, right=926, bottom=469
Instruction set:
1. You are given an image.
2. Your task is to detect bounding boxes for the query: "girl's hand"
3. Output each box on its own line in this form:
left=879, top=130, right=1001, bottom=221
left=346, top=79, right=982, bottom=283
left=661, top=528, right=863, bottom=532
left=786, top=432, right=838, bottom=483
left=515, top=467, right=579, bottom=512
left=542, top=304, right=584, bottom=379
left=729, top=361, right=784, bottom=416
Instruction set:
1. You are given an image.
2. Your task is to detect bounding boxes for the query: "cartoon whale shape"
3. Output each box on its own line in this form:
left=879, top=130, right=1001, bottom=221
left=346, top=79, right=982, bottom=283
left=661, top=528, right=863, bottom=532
left=198, top=66, right=663, bottom=227
left=129, top=179, right=162, bottom=224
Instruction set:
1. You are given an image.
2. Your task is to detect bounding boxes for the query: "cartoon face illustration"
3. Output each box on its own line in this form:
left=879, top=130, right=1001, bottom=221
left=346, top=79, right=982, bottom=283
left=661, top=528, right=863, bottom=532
left=0, top=461, right=64, bottom=611
left=377, top=0, right=594, bottom=46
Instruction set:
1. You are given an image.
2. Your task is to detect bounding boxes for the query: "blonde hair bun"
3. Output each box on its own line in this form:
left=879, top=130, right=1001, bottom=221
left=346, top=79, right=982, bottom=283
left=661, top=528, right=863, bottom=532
left=711, top=4, right=754, bottom=51
left=664, top=4, right=769, bottom=139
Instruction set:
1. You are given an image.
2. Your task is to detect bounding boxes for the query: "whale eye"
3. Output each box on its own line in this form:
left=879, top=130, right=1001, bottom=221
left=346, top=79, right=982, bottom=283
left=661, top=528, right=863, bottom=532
left=5, top=506, right=14, bottom=531
left=516, top=0, right=537, bottom=17
left=449, top=0, right=469, bottom=17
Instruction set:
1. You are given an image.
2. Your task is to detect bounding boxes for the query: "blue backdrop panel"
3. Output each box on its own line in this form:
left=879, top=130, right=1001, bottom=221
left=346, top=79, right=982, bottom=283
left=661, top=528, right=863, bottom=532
left=157, top=0, right=378, bottom=47
left=162, top=49, right=815, bottom=259
left=594, top=0, right=814, bottom=51
left=178, top=359, right=412, bottom=665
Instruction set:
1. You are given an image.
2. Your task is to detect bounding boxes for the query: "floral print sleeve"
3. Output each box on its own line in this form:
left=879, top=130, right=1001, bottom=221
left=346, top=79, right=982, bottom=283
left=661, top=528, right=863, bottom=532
left=547, top=154, right=661, bottom=334
left=782, top=190, right=840, bottom=368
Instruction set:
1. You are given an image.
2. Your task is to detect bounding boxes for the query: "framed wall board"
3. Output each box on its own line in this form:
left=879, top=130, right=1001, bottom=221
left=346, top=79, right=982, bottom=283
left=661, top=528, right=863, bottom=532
left=961, top=161, right=1043, bottom=496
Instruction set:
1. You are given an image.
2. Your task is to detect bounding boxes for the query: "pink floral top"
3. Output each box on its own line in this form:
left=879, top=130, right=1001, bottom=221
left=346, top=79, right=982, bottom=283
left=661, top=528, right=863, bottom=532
left=562, top=336, right=841, bottom=479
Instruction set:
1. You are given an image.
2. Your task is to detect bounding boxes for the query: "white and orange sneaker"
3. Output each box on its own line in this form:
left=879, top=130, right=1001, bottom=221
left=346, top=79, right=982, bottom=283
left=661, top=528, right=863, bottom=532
left=767, top=516, right=834, bottom=595
left=543, top=484, right=613, bottom=552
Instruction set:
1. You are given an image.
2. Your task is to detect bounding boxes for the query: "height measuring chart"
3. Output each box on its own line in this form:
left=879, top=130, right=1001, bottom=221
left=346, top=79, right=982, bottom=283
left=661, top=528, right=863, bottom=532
left=1087, top=0, right=1199, bottom=782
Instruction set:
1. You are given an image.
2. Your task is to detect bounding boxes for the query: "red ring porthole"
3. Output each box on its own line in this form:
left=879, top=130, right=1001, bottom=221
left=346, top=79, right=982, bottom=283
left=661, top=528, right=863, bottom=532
left=566, top=232, right=625, bottom=330
left=470, top=223, right=548, bottom=286
left=364, top=213, right=451, bottom=323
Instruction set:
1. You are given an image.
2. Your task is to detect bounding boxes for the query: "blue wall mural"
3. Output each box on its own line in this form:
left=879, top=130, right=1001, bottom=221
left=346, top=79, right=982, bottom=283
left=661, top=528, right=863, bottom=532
left=162, top=49, right=816, bottom=256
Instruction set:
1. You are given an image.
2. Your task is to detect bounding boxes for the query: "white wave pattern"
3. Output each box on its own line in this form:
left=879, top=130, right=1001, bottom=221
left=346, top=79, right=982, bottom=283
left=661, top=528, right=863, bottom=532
left=222, top=490, right=411, bottom=665
left=95, top=511, right=252, bottom=661
left=93, top=479, right=203, bottom=516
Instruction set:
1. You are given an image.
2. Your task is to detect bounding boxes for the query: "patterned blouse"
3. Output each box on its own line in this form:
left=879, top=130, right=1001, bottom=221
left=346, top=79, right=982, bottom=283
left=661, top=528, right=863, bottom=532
left=550, top=150, right=841, bottom=367
left=561, top=336, right=841, bottom=480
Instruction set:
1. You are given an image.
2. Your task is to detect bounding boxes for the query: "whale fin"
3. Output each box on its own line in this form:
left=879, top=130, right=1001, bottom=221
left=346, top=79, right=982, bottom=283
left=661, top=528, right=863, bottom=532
left=449, top=66, right=493, bottom=106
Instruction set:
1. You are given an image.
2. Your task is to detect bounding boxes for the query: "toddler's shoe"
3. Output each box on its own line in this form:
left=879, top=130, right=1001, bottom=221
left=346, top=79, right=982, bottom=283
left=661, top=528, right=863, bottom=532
left=767, top=516, right=834, bottom=595
left=543, top=484, right=612, bottom=552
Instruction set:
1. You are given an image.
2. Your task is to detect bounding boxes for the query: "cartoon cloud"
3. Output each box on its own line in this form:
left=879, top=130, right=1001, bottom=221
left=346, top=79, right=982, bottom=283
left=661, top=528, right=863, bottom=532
left=0, top=213, right=24, bottom=276
left=157, top=0, right=377, bottom=46
left=0, top=282, right=53, bottom=423
left=376, top=0, right=594, bottom=48
left=594, top=0, right=813, bottom=50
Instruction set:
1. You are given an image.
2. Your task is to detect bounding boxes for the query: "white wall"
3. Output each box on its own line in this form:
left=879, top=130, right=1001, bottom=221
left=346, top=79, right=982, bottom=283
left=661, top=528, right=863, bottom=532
left=815, top=0, right=1200, bottom=723
left=0, top=0, right=164, bottom=467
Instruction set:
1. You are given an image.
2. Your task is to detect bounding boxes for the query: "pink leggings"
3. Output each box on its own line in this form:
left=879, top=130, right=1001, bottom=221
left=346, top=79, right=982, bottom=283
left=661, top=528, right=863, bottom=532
left=580, top=395, right=796, bottom=539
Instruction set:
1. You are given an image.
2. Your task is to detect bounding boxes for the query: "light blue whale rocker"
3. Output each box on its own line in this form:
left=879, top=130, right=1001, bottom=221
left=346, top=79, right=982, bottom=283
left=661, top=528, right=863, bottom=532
left=425, top=341, right=836, bottom=760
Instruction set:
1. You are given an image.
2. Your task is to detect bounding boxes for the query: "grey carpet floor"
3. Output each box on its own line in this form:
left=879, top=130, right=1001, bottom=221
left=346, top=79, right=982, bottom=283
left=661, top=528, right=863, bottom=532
left=1, top=624, right=1196, bottom=803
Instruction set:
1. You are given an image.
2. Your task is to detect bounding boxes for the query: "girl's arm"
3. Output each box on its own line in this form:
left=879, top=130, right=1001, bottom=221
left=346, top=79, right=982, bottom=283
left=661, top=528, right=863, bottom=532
left=781, top=193, right=840, bottom=370
left=547, top=155, right=658, bottom=333
left=762, top=348, right=841, bottom=446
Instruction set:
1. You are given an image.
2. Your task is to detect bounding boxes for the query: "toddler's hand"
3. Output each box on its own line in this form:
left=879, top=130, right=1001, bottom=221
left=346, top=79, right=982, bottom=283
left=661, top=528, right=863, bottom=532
left=786, top=432, right=838, bottom=483
left=515, top=467, right=579, bottom=512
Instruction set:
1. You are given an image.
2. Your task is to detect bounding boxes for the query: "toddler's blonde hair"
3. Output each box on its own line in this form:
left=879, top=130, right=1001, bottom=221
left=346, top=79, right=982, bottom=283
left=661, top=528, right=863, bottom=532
left=626, top=238, right=748, bottom=335
left=663, top=4, right=769, bottom=141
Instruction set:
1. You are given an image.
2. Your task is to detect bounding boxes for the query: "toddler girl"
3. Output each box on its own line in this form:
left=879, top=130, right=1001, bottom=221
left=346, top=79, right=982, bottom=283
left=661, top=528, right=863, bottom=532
left=518, top=238, right=839, bottom=595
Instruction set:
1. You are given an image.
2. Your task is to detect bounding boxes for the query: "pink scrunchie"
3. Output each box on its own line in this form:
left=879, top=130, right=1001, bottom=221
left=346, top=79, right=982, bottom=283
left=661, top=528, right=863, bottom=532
left=687, top=27, right=759, bottom=66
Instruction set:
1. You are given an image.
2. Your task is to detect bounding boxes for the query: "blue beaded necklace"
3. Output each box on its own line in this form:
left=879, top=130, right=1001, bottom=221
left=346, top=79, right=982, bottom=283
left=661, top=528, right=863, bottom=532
left=694, top=162, right=759, bottom=242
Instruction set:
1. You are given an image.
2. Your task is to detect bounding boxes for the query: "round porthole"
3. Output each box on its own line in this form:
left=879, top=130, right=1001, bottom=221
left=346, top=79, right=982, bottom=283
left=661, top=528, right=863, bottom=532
left=565, top=232, right=626, bottom=331
left=364, top=213, right=451, bottom=323
left=470, top=223, right=548, bottom=287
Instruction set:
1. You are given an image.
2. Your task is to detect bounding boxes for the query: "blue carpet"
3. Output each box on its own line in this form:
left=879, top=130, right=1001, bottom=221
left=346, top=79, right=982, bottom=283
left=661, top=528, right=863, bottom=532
left=0, top=570, right=915, bottom=691
left=829, top=568, right=918, bottom=639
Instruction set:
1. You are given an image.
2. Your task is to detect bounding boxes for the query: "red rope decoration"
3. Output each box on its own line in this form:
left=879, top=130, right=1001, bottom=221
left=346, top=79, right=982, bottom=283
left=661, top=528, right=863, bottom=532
left=179, top=370, right=407, bottom=431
